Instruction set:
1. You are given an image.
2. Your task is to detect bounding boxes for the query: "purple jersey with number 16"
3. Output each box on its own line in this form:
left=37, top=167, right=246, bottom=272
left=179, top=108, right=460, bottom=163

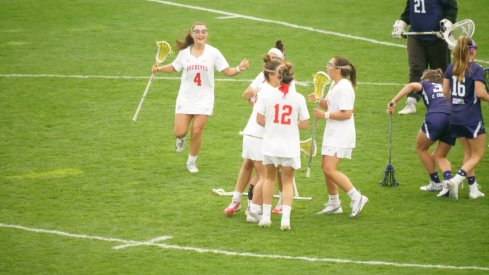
left=444, top=62, right=485, bottom=125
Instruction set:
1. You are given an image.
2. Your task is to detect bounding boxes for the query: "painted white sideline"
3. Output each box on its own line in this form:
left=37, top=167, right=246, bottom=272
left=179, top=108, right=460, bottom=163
left=1, top=223, right=488, bottom=271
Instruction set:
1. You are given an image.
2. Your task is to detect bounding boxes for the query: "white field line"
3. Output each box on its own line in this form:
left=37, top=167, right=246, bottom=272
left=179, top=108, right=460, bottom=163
left=0, top=73, right=403, bottom=87
left=1, top=223, right=488, bottom=271
left=146, top=0, right=489, bottom=65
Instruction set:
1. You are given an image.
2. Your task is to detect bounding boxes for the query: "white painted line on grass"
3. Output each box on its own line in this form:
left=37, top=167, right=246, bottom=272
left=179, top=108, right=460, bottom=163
left=0, top=73, right=403, bottom=87
left=147, top=0, right=405, bottom=49
left=1, top=223, right=488, bottom=271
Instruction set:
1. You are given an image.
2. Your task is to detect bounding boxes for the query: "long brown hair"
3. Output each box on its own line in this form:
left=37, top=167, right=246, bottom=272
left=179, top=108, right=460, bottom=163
left=452, top=36, right=475, bottom=81
left=334, top=56, right=357, bottom=87
left=176, top=21, right=206, bottom=50
left=421, top=68, right=443, bottom=84
left=262, top=54, right=282, bottom=81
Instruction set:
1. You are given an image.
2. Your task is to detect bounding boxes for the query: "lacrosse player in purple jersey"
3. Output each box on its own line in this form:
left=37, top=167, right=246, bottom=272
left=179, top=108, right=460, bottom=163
left=223, top=42, right=286, bottom=219
left=392, top=0, right=457, bottom=115
left=152, top=22, right=249, bottom=173
left=387, top=69, right=455, bottom=193
left=311, top=56, right=368, bottom=218
left=440, top=37, right=489, bottom=200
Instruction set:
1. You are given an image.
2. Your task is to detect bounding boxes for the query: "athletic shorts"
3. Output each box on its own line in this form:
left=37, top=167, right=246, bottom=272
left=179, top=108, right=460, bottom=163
left=451, top=120, right=486, bottom=139
left=322, top=146, right=353, bottom=159
left=421, top=112, right=456, bottom=145
left=263, top=155, right=301, bottom=170
left=242, top=136, right=263, bottom=161
left=175, top=103, right=213, bottom=115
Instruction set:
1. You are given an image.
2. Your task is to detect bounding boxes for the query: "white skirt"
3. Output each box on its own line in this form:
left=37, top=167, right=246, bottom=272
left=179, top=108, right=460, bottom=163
left=242, top=136, right=263, bottom=161
left=322, top=146, right=353, bottom=159
left=263, top=155, right=301, bottom=170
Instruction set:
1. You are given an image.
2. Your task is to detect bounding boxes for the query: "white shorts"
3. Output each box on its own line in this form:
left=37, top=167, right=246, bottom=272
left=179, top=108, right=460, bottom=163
left=175, top=102, right=213, bottom=115
left=263, top=155, right=301, bottom=170
left=242, top=136, right=263, bottom=161
left=322, top=146, right=353, bottom=159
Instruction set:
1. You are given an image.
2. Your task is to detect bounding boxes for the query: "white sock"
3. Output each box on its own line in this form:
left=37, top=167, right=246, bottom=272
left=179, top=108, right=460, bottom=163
left=187, top=154, right=197, bottom=163
left=282, top=205, right=291, bottom=220
left=407, top=97, right=417, bottom=106
left=262, top=204, right=272, bottom=219
left=249, top=201, right=261, bottom=214
left=347, top=187, right=361, bottom=201
left=328, top=194, right=340, bottom=204
left=232, top=192, right=242, bottom=203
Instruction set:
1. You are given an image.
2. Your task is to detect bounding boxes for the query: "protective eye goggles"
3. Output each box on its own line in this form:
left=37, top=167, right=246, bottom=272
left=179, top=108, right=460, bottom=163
left=192, top=29, right=208, bottom=35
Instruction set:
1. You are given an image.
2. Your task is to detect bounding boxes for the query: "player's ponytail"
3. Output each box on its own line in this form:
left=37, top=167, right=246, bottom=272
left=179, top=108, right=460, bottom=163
left=335, top=56, right=356, bottom=88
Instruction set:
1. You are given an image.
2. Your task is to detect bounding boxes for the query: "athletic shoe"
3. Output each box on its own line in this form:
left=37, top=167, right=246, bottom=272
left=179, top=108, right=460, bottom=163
left=350, top=195, right=368, bottom=218
left=175, top=138, right=184, bottom=153
left=398, top=103, right=416, bottom=115
left=420, top=181, right=442, bottom=191
left=272, top=205, right=283, bottom=215
left=246, top=209, right=261, bottom=223
left=258, top=218, right=271, bottom=228
left=448, top=176, right=464, bottom=200
left=280, top=219, right=291, bottom=231
left=186, top=161, right=199, bottom=173
left=469, top=184, right=485, bottom=200
left=224, top=201, right=241, bottom=215
left=436, top=180, right=450, bottom=197
left=316, top=201, right=343, bottom=215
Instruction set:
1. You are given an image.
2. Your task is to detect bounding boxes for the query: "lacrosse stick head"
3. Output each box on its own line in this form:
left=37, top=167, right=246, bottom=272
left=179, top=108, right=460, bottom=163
left=155, top=41, right=174, bottom=65
left=444, top=19, right=475, bottom=50
left=312, top=71, right=331, bottom=102
left=484, top=68, right=489, bottom=93
left=300, top=138, right=317, bottom=158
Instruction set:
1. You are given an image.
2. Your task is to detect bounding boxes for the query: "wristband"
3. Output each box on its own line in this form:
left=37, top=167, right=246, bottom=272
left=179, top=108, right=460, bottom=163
left=236, top=66, right=241, bottom=72
left=324, top=112, right=330, bottom=119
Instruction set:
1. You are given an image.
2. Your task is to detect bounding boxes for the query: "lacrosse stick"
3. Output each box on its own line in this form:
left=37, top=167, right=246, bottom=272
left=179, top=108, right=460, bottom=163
left=380, top=109, right=399, bottom=186
left=300, top=138, right=317, bottom=158
left=132, top=41, right=174, bottom=121
left=403, top=19, right=475, bottom=49
left=484, top=68, right=489, bottom=92
left=306, top=71, right=331, bottom=177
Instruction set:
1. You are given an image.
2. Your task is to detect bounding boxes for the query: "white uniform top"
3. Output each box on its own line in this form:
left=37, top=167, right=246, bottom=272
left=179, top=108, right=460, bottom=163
left=171, top=44, right=229, bottom=115
left=242, top=72, right=298, bottom=138
left=322, top=78, right=356, bottom=149
left=255, top=82, right=310, bottom=158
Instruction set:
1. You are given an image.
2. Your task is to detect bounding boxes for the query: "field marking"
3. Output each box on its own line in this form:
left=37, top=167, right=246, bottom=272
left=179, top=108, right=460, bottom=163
left=1, top=223, right=489, bottom=271
left=0, top=73, right=403, bottom=87
left=6, top=168, right=83, bottom=180
left=146, top=0, right=489, bottom=65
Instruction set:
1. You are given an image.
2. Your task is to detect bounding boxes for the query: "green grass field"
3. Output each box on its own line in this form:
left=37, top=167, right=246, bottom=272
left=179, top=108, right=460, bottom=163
left=1, top=0, right=489, bottom=274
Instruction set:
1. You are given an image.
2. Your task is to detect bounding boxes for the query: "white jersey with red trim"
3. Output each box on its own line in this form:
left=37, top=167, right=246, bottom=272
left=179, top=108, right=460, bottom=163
left=255, top=82, right=309, bottom=157
left=171, top=44, right=229, bottom=115
left=322, top=78, right=356, bottom=149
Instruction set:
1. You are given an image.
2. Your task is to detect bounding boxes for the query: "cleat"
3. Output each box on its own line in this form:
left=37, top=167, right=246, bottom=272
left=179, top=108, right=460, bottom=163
left=258, top=218, right=271, bottom=228
left=398, top=103, right=416, bottom=115
left=246, top=209, right=261, bottom=223
left=316, top=201, right=343, bottom=215
left=350, top=195, right=368, bottom=218
left=175, top=138, right=185, bottom=153
left=469, top=184, right=485, bottom=200
left=448, top=177, right=463, bottom=200
left=280, top=220, right=291, bottom=231
left=420, top=181, right=442, bottom=191
left=437, top=180, right=450, bottom=197
left=224, top=201, right=241, bottom=215
left=272, top=205, right=283, bottom=215
left=186, top=161, right=199, bottom=173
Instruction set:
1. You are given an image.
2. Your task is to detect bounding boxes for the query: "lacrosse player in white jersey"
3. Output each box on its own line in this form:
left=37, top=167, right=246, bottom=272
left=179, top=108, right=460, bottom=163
left=310, top=56, right=368, bottom=218
left=223, top=42, right=290, bottom=220
left=152, top=22, right=249, bottom=173
left=254, top=58, right=309, bottom=230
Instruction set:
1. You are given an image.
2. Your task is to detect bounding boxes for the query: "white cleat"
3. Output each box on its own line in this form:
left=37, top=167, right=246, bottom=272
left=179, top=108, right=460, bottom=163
left=280, top=220, right=291, bottom=231
left=258, top=218, right=271, bottom=228
left=316, top=201, right=343, bottom=215
left=246, top=210, right=261, bottom=223
left=469, top=184, right=485, bottom=200
left=175, top=138, right=185, bottom=153
left=398, top=103, right=416, bottom=115
left=420, top=181, right=442, bottom=192
left=186, top=161, right=199, bottom=173
left=437, top=180, right=450, bottom=197
left=350, top=195, right=368, bottom=218
left=448, top=180, right=461, bottom=200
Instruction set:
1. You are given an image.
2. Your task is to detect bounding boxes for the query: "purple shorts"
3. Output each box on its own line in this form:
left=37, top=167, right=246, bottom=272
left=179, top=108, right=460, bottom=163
left=451, top=120, right=486, bottom=139
left=421, top=112, right=456, bottom=145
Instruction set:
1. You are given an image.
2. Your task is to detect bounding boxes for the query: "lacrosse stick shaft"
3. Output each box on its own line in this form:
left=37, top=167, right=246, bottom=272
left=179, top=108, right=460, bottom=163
left=388, top=113, right=393, bottom=164
left=132, top=73, right=155, bottom=121
left=403, top=31, right=439, bottom=35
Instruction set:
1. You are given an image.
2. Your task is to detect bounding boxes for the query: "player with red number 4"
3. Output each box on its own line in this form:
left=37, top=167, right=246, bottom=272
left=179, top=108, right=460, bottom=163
left=152, top=21, right=249, bottom=173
